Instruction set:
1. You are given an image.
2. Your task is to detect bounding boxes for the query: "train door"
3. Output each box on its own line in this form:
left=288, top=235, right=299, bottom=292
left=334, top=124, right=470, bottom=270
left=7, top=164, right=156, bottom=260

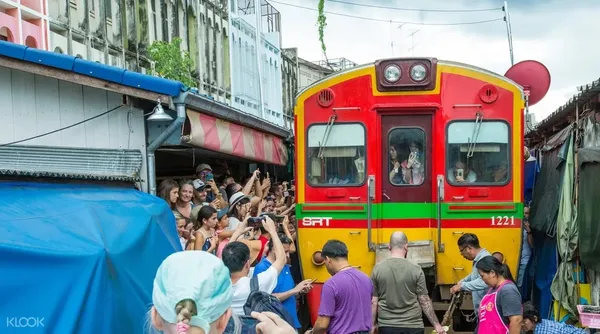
left=375, top=113, right=436, bottom=268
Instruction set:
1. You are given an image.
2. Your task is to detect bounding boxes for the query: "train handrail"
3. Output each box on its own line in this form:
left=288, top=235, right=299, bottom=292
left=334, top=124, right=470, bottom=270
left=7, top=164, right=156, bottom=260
left=437, top=175, right=445, bottom=253
left=367, top=175, right=375, bottom=252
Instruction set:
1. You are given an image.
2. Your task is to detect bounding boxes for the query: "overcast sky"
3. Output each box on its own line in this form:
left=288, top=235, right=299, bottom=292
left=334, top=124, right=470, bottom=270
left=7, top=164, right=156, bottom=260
left=271, top=0, right=600, bottom=122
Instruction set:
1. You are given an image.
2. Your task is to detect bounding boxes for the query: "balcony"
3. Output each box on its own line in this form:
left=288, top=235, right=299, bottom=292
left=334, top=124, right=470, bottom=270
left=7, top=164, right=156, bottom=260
left=0, top=10, right=19, bottom=43
left=20, top=0, right=42, bottom=14
left=21, top=18, right=42, bottom=48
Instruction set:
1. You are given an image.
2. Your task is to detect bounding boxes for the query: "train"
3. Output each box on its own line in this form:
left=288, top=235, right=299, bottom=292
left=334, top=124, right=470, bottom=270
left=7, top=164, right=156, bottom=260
left=293, top=57, right=550, bottom=331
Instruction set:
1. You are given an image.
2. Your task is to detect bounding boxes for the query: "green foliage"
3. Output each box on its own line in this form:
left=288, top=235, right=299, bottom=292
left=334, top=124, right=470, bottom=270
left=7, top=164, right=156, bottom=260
left=148, top=38, right=195, bottom=88
left=317, top=0, right=332, bottom=69
left=317, top=0, right=327, bottom=55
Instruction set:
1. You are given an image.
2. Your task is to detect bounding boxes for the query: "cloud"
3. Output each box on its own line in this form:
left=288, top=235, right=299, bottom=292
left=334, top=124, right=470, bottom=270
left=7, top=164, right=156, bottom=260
left=273, top=0, right=600, bottom=120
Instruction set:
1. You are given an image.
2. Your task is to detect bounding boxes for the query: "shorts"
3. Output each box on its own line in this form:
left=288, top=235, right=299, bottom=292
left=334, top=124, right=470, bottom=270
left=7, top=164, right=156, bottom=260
left=378, top=327, right=424, bottom=334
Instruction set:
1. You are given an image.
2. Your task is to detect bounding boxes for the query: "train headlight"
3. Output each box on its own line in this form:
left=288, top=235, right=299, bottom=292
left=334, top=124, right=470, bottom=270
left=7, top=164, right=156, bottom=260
left=383, top=64, right=401, bottom=83
left=375, top=58, right=437, bottom=92
left=410, top=64, right=427, bottom=82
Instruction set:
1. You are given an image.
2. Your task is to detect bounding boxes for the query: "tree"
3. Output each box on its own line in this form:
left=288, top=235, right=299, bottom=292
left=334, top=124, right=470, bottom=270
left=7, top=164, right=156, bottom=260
left=148, top=38, right=195, bottom=88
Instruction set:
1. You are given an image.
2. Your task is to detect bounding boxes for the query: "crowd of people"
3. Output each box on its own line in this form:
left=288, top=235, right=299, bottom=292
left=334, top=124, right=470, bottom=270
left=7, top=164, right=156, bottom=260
left=151, top=163, right=307, bottom=333
left=144, top=163, right=587, bottom=334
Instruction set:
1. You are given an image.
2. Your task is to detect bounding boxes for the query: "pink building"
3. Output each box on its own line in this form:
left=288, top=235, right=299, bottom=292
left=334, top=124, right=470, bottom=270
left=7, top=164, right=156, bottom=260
left=0, top=0, right=48, bottom=49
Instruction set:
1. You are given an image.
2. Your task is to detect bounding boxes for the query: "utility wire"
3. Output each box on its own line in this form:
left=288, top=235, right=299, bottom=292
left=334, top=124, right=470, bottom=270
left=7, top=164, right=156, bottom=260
left=269, top=0, right=505, bottom=25
left=0, top=105, right=124, bottom=147
left=327, top=0, right=502, bottom=13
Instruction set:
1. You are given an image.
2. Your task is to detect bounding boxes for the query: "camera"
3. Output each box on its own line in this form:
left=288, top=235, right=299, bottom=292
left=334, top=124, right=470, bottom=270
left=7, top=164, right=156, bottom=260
left=247, top=217, right=264, bottom=228
left=261, top=213, right=285, bottom=233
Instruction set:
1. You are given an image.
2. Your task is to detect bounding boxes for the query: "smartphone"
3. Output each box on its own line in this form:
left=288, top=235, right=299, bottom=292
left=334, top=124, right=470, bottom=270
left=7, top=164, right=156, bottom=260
left=283, top=191, right=290, bottom=197
left=456, top=168, right=464, bottom=178
left=205, top=173, right=214, bottom=182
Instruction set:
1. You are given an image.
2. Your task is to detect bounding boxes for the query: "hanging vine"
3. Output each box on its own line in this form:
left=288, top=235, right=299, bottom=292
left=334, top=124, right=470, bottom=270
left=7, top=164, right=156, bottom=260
left=317, top=0, right=332, bottom=69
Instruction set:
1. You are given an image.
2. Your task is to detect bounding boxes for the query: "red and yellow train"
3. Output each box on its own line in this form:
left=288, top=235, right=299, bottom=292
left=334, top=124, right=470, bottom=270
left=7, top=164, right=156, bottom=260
left=293, top=57, right=549, bottom=331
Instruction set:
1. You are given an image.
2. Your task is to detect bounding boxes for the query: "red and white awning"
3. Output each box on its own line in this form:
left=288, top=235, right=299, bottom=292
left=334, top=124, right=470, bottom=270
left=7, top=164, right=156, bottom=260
left=183, top=110, right=289, bottom=166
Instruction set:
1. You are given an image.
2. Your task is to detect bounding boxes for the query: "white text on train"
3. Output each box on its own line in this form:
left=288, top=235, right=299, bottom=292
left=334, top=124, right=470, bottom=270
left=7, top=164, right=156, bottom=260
left=302, top=217, right=333, bottom=227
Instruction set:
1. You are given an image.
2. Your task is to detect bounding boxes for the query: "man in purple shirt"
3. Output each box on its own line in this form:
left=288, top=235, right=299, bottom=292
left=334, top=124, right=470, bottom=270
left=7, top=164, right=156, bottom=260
left=306, top=240, right=373, bottom=334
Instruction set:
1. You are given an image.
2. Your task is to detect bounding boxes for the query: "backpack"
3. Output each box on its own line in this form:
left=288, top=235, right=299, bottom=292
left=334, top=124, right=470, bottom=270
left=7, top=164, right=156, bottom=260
left=243, top=275, right=295, bottom=327
left=224, top=314, right=258, bottom=334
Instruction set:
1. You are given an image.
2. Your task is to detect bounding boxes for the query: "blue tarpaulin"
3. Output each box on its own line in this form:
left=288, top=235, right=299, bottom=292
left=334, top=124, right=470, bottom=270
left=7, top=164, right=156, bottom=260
left=0, top=182, right=180, bottom=333
left=532, top=234, right=558, bottom=320
left=524, top=156, right=540, bottom=205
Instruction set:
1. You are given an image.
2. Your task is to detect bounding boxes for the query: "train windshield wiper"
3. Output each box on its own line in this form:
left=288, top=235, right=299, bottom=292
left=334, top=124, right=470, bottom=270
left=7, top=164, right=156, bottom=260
left=467, top=112, right=484, bottom=158
left=317, top=114, right=337, bottom=159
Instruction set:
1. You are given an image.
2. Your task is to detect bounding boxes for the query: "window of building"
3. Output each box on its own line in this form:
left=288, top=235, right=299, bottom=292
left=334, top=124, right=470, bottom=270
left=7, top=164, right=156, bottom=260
left=388, top=128, right=426, bottom=186
left=307, top=123, right=366, bottom=186
left=447, top=121, right=510, bottom=185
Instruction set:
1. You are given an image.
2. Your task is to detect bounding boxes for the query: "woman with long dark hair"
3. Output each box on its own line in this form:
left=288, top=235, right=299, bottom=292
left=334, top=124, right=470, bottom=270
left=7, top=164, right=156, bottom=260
left=192, top=205, right=219, bottom=253
left=158, top=179, right=179, bottom=210
left=475, top=255, right=522, bottom=334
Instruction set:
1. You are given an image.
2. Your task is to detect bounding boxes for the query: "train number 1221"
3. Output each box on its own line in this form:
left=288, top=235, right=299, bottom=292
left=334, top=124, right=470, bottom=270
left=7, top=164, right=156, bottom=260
left=491, top=216, right=515, bottom=226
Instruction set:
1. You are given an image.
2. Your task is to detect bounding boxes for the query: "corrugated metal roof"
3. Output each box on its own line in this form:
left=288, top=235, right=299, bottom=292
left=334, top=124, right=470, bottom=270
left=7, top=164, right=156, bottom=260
left=0, top=146, right=143, bottom=181
left=527, top=77, right=600, bottom=136
left=0, top=40, right=184, bottom=97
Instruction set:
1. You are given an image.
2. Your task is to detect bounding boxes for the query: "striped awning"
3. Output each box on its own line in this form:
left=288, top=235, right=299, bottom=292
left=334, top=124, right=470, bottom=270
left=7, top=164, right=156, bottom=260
left=182, top=110, right=288, bottom=166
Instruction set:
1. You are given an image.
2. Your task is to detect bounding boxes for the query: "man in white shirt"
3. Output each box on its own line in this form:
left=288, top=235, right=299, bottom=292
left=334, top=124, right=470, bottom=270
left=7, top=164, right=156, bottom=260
left=222, top=216, right=287, bottom=315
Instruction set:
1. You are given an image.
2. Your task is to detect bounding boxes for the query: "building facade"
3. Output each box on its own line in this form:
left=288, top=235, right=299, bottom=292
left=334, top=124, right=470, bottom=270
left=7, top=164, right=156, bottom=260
left=43, top=0, right=286, bottom=124
left=228, top=0, right=283, bottom=127
left=281, top=47, right=298, bottom=129
left=0, top=0, right=49, bottom=48
left=280, top=49, right=357, bottom=129
left=296, top=55, right=333, bottom=91
left=1, top=0, right=355, bottom=132
left=45, top=0, right=231, bottom=103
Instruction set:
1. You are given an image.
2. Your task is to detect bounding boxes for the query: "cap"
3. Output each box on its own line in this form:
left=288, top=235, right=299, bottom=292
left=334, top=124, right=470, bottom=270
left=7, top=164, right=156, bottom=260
left=196, top=163, right=212, bottom=174
left=228, top=191, right=250, bottom=212
left=217, top=208, right=228, bottom=220
left=192, top=179, right=207, bottom=191
left=152, top=251, right=232, bottom=332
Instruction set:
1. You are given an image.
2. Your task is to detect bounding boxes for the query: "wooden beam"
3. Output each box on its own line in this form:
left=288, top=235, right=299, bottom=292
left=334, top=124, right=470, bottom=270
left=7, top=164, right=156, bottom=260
left=0, top=56, right=166, bottom=103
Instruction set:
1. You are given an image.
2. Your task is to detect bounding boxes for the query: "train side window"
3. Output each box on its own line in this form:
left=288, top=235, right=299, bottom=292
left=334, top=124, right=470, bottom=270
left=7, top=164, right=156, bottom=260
left=446, top=121, right=510, bottom=186
left=388, top=128, right=426, bottom=186
left=307, top=123, right=366, bottom=186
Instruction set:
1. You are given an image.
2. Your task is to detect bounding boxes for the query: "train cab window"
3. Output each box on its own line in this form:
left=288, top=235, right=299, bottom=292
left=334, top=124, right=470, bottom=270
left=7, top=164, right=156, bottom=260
left=447, top=121, right=510, bottom=185
left=307, top=123, right=366, bottom=186
left=388, top=128, right=426, bottom=186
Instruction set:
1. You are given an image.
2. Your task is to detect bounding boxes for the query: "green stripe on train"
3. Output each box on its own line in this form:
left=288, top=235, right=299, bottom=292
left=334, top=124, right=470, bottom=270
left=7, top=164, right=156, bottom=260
left=296, top=202, right=524, bottom=219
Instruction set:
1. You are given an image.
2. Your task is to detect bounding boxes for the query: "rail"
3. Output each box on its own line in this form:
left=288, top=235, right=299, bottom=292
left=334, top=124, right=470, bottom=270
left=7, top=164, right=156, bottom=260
left=437, top=175, right=445, bottom=253
left=367, top=175, right=375, bottom=251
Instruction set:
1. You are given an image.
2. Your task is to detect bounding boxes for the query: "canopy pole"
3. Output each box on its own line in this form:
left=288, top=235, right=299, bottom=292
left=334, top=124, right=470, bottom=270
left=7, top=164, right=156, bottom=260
left=574, top=104, right=581, bottom=304
left=574, top=104, right=579, bottom=208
